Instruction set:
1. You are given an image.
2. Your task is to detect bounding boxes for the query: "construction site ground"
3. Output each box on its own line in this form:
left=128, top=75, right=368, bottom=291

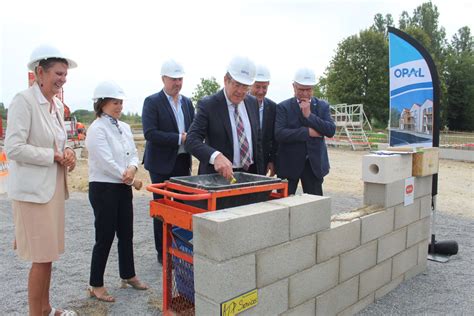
left=0, top=147, right=472, bottom=315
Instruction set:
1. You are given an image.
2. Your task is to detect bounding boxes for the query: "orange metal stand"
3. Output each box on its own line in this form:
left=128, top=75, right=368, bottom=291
left=147, top=181, right=288, bottom=315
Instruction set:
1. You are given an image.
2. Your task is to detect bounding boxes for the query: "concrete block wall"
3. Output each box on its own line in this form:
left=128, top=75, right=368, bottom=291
left=193, top=174, right=432, bottom=315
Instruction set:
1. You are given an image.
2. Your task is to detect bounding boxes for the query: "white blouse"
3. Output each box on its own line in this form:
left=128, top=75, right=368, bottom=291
left=85, top=115, right=139, bottom=183
left=50, top=105, right=67, bottom=152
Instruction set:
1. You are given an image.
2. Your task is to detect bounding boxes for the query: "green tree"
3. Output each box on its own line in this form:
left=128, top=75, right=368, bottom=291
left=371, top=13, right=393, bottom=37
left=313, top=77, right=328, bottom=100
left=192, top=77, right=221, bottom=104
left=324, top=29, right=389, bottom=126
left=0, top=102, right=6, bottom=120
left=72, top=109, right=95, bottom=125
left=445, top=27, right=474, bottom=131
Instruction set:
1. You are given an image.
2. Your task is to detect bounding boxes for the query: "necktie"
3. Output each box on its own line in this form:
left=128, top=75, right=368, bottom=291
left=233, top=104, right=252, bottom=170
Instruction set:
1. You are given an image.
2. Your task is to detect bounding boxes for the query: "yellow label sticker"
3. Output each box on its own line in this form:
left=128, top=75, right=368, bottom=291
left=221, top=289, right=258, bottom=316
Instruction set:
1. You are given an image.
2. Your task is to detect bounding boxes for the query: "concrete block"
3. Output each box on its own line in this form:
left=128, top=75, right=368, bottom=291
left=407, top=217, right=430, bottom=247
left=414, top=175, right=433, bottom=198
left=316, top=277, right=359, bottom=316
left=404, top=261, right=428, bottom=281
left=392, top=245, right=418, bottom=279
left=362, top=153, right=412, bottom=184
left=337, top=293, right=375, bottom=316
left=256, top=235, right=316, bottom=287
left=364, top=179, right=404, bottom=208
left=361, top=208, right=394, bottom=243
left=193, top=201, right=289, bottom=261
left=289, top=257, right=339, bottom=307
left=377, top=227, right=407, bottom=263
left=359, top=259, right=392, bottom=298
left=239, top=279, right=288, bottom=316
left=419, top=194, right=432, bottom=219
left=194, top=254, right=256, bottom=303
left=418, top=239, right=429, bottom=265
left=317, top=219, right=361, bottom=263
left=394, top=199, right=420, bottom=229
left=269, top=194, right=331, bottom=239
left=340, top=240, right=377, bottom=282
left=374, top=275, right=403, bottom=299
left=195, top=293, right=220, bottom=316
left=281, top=299, right=315, bottom=316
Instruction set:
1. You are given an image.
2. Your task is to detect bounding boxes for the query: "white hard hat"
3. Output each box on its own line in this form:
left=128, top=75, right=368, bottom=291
left=293, top=67, right=317, bottom=85
left=161, top=59, right=185, bottom=78
left=255, top=65, right=271, bottom=82
left=27, top=44, right=77, bottom=71
left=227, top=56, right=256, bottom=85
left=93, top=81, right=127, bottom=101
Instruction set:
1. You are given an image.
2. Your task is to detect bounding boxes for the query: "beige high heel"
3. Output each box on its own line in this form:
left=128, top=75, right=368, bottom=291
left=120, top=277, right=149, bottom=290
left=87, top=286, right=116, bottom=302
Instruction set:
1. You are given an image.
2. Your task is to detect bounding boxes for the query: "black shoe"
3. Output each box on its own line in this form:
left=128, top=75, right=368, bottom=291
left=157, top=253, right=163, bottom=265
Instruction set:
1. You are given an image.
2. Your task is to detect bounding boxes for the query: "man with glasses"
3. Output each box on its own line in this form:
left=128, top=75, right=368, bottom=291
left=275, top=68, right=336, bottom=195
left=186, top=56, right=263, bottom=179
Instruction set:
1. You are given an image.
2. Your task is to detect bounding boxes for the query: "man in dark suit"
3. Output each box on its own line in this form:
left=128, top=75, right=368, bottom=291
left=185, top=56, right=262, bottom=179
left=250, top=65, right=278, bottom=176
left=142, top=59, right=195, bottom=264
left=275, top=67, right=336, bottom=195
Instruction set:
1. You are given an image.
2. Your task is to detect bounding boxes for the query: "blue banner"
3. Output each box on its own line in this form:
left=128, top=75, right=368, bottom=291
left=388, top=30, right=435, bottom=147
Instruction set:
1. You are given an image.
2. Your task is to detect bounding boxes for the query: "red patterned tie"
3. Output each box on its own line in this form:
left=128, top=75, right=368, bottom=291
left=233, top=105, right=252, bottom=170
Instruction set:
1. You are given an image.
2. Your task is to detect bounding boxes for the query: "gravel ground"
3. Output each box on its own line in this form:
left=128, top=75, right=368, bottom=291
left=1, top=191, right=472, bottom=315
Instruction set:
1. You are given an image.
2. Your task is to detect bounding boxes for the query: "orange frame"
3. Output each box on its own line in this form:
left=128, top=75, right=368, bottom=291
left=147, top=180, right=288, bottom=314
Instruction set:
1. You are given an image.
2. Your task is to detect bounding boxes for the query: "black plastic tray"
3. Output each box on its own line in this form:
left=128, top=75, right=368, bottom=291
left=169, top=172, right=282, bottom=210
left=169, top=172, right=281, bottom=190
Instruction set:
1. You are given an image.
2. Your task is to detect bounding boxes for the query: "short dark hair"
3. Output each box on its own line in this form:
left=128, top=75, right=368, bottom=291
left=93, top=98, right=113, bottom=118
left=36, top=58, right=69, bottom=74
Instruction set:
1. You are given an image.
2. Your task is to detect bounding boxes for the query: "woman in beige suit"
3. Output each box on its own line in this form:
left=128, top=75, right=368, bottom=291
left=5, top=44, right=77, bottom=316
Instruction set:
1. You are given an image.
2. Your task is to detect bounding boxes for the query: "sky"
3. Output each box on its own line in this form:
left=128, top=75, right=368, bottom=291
left=1, top=0, right=472, bottom=114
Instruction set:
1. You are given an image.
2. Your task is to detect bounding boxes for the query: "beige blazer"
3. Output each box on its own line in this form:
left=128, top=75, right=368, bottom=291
left=5, top=85, right=69, bottom=203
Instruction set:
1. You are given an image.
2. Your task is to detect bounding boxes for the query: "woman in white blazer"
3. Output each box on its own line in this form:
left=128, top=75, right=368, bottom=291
left=85, top=81, right=148, bottom=303
left=5, top=45, right=77, bottom=316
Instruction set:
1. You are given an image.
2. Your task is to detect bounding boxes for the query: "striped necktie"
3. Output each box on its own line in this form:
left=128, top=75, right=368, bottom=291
left=233, top=104, right=251, bottom=170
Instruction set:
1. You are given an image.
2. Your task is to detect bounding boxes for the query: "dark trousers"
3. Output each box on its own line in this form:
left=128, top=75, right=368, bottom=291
left=286, top=159, right=324, bottom=196
left=149, top=154, right=191, bottom=257
left=89, top=182, right=135, bottom=287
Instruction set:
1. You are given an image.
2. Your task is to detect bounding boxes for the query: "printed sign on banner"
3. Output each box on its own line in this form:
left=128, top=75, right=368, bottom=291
left=388, top=31, right=434, bottom=148
left=404, top=177, right=415, bottom=206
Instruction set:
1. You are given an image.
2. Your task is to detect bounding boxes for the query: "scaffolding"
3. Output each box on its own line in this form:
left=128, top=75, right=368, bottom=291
left=328, top=103, right=372, bottom=150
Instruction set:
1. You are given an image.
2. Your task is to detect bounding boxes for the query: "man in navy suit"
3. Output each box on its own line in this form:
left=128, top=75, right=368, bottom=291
left=185, top=56, right=262, bottom=179
left=142, top=59, right=195, bottom=264
left=250, top=65, right=278, bottom=176
left=275, top=68, right=336, bottom=195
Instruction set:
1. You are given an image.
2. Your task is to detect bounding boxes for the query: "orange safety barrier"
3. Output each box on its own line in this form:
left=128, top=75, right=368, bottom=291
left=0, top=151, right=9, bottom=194
left=0, top=151, right=8, bottom=176
left=147, top=179, right=288, bottom=315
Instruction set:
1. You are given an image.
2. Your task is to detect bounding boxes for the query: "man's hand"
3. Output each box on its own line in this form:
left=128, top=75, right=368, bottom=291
left=181, top=132, right=187, bottom=144
left=309, top=127, right=322, bottom=138
left=299, top=99, right=311, bottom=118
left=266, top=162, right=275, bottom=177
left=214, top=153, right=234, bottom=180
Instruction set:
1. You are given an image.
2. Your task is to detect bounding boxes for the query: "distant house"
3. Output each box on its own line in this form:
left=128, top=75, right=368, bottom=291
left=418, top=99, right=433, bottom=134
left=399, top=99, right=433, bottom=134
left=399, top=108, right=415, bottom=131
